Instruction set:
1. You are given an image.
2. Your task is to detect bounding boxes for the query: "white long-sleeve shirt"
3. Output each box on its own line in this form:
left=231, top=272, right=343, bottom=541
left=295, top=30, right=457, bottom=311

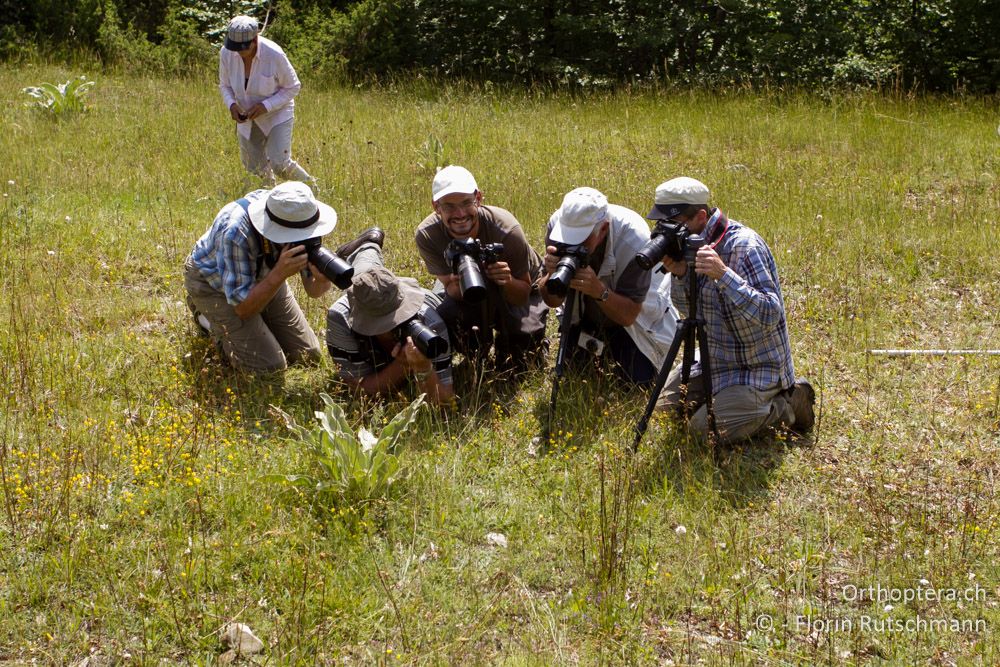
left=218, top=36, right=300, bottom=140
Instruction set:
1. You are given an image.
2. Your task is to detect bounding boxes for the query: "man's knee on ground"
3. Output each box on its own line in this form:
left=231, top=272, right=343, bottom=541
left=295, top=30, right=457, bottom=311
left=689, top=406, right=769, bottom=445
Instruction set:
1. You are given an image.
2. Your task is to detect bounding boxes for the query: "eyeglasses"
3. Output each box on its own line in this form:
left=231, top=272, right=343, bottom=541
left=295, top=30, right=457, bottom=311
left=438, top=198, right=478, bottom=216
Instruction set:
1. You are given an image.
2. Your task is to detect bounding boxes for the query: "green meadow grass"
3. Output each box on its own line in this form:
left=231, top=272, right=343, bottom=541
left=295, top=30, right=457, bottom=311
left=1, top=63, right=998, bottom=664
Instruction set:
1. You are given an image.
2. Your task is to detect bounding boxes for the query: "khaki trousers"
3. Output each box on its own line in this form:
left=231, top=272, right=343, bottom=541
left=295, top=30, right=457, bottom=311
left=184, top=259, right=321, bottom=373
left=656, top=368, right=794, bottom=444
left=238, top=118, right=312, bottom=182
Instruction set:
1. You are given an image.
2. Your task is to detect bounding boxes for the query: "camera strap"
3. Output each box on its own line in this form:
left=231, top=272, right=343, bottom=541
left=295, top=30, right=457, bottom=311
left=705, top=209, right=728, bottom=250
left=234, top=197, right=278, bottom=274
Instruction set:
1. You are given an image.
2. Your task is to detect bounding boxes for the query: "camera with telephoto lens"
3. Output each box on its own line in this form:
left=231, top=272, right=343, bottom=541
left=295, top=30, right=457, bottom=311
left=634, top=221, right=692, bottom=270
left=545, top=243, right=590, bottom=298
left=444, top=238, right=505, bottom=304
left=396, top=316, right=448, bottom=359
left=295, top=237, right=354, bottom=289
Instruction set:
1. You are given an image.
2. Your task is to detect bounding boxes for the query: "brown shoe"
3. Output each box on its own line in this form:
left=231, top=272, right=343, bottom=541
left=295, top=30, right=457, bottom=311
left=789, top=379, right=816, bottom=433
left=336, top=227, right=384, bottom=258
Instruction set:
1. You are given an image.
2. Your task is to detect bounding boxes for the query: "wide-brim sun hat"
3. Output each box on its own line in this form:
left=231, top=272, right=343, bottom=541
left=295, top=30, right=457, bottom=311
left=224, top=15, right=259, bottom=51
left=648, top=177, right=710, bottom=221
left=248, top=181, right=337, bottom=243
left=346, top=266, right=425, bottom=336
left=549, top=187, right=609, bottom=245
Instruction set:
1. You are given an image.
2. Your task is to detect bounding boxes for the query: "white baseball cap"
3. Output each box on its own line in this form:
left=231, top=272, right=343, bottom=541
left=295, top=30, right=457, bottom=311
left=549, top=187, right=608, bottom=245
left=648, top=177, right=710, bottom=220
left=432, top=165, right=478, bottom=202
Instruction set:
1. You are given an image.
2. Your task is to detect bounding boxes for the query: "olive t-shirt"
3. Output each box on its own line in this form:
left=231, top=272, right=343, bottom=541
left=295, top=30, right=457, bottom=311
left=415, top=205, right=542, bottom=281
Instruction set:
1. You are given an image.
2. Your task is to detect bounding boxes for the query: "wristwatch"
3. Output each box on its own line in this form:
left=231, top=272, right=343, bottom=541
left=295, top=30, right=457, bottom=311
left=599, top=286, right=610, bottom=302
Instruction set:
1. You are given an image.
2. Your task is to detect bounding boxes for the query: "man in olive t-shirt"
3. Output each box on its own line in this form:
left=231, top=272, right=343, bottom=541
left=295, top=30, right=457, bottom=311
left=414, top=165, right=548, bottom=370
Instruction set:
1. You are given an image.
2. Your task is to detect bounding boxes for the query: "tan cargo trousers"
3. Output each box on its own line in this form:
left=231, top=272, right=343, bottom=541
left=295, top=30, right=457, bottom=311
left=656, top=368, right=794, bottom=444
left=184, top=258, right=321, bottom=373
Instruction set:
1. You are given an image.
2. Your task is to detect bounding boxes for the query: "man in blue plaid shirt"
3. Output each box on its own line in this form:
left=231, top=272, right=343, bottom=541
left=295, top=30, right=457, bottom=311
left=185, top=181, right=375, bottom=373
left=652, top=177, right=815, bottom=442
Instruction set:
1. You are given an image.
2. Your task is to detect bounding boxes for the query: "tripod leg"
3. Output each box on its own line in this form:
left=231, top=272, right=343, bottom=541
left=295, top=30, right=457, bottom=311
left=695, top=321, right=719, bottom=441
left=679, top=323, right=698, bottom=419
left=631, top=320, right=689, bottom=452
left=546, top=290, right=577, bottom=436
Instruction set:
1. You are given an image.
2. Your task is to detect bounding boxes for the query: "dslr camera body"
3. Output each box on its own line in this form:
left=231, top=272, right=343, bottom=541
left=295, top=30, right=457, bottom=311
left=544, top=243, right=590, bottom=298
left=444, top=238, right=505, bottom=304
left=395, top=315, right=449, bottom=359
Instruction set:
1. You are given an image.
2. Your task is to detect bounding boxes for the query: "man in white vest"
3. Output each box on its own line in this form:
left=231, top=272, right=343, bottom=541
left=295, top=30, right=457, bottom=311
left=538, top=187, right=678, bottom=386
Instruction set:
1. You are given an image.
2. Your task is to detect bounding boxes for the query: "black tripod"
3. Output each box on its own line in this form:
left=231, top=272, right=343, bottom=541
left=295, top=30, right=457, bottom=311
left=546, top=287, right=577, bottom=432
left=631, top=236, right=719, bottom=452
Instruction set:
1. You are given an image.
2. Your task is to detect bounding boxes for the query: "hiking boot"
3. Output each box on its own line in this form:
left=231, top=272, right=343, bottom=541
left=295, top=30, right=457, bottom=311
left=336, top=227, right=385, bottom=258
left=789, top=378, right=816, bottom=433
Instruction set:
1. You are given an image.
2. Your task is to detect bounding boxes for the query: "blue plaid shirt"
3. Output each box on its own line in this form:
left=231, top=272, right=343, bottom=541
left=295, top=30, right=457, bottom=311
left=189, top=190, right=268, bottom=306
left=671, top=209, right=795, bottom=394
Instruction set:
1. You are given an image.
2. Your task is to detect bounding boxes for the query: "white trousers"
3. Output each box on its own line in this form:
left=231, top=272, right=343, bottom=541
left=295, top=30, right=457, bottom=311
left=238, top=118, right=312, bottom=182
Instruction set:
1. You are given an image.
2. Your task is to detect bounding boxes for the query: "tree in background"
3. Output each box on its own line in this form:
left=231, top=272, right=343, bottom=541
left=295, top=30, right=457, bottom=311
left=2, top=0, right=996, bottom=92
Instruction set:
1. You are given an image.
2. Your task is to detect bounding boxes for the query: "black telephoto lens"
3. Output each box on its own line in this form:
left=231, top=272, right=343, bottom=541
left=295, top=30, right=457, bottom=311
left=307, top=246, right=354, bottom=289
left=546, top=255, right=581, bottom=298
left=399, top=319, right=448, bottom=358
left=635, top=234, right=673, bottom=271
left=456, top=254, right=488, bottom=303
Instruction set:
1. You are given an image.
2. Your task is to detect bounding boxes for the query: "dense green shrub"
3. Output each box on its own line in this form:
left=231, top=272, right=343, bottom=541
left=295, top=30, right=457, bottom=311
left=3, top=0, right=998, bottom=91
left=96, top=0, right=216, bottom=76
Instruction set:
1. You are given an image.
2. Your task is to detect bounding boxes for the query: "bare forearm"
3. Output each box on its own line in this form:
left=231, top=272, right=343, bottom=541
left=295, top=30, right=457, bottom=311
left=500, top=276, right=531, bottom=306
left=302, top=274, right=332, bottom=298
left=234, top=273, right=283, bottom=320
left=596, top=293, right=642, bottom=327
left=357, top=359, right=409, bottom=396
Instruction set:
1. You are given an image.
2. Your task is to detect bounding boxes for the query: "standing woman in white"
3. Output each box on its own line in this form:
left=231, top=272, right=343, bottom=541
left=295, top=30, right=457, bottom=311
left=218, top=15, right=313, bottom=185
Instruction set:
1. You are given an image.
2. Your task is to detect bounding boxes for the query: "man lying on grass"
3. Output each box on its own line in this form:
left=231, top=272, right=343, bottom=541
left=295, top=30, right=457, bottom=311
left=326, top=252, right=456, bottom=406
left=651, top=177, right=815, bottom=442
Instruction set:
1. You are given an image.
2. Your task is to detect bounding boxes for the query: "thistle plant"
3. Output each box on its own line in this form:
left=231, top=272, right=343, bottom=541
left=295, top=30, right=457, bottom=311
left=22, top=76, right=95, bottom=116
left=416, top=133, right=447, bottom=174
left=268, top=393, right=426, bottom=516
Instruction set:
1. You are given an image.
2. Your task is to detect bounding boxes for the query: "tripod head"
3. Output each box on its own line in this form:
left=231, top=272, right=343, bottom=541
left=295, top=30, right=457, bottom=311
left=684, top=234, right=705, bottom=263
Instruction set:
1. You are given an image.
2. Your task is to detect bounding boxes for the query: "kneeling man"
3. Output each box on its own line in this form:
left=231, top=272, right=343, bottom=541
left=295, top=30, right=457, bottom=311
left=651, top=177, right=815, bottom=442
left=184, top=181, right=337, bottom=373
